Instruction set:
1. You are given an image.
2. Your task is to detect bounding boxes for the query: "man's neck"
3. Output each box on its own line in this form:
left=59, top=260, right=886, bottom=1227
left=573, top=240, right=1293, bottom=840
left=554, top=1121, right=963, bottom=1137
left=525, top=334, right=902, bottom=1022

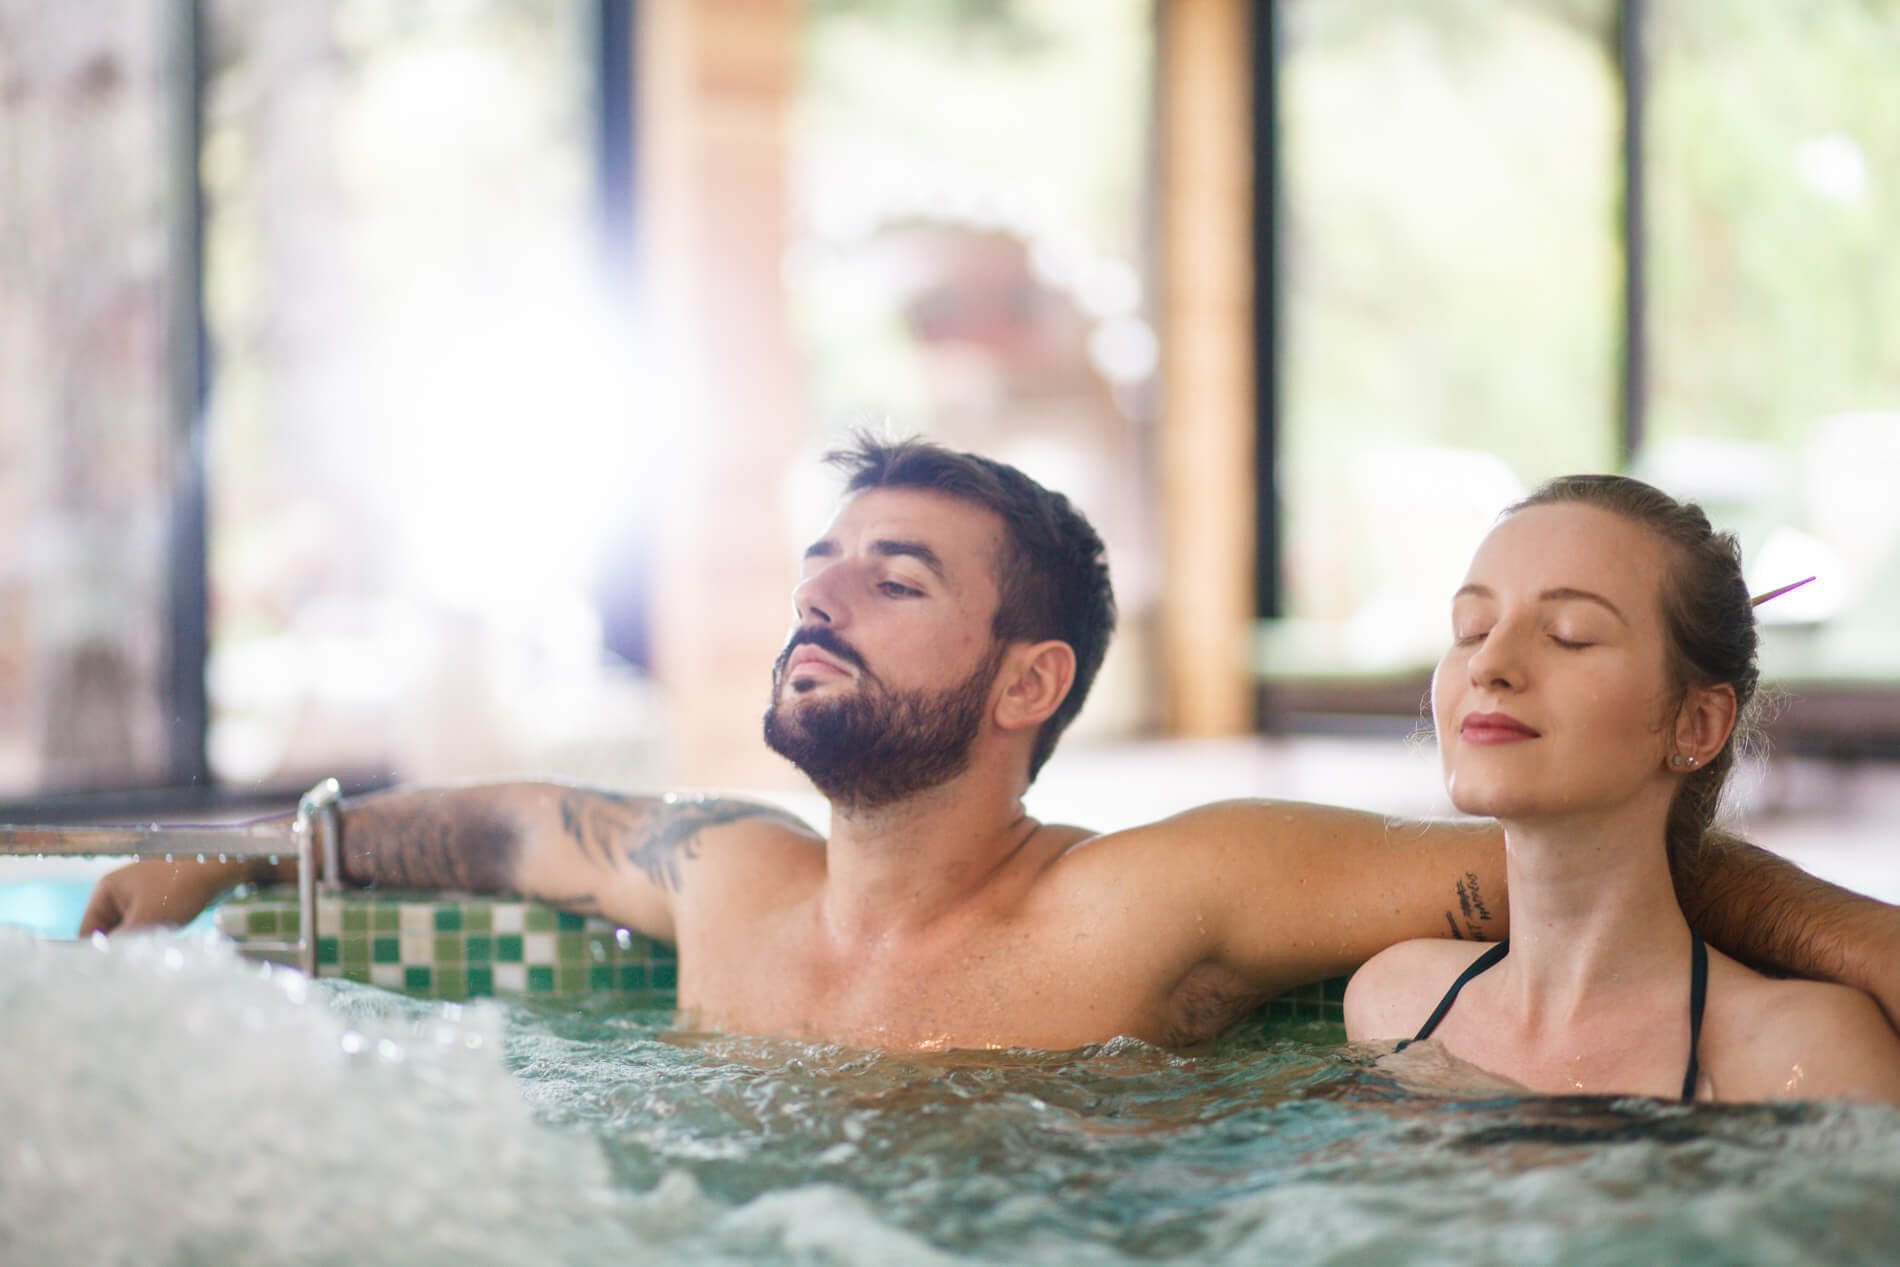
left=818, top=755, right=1042, bottom=944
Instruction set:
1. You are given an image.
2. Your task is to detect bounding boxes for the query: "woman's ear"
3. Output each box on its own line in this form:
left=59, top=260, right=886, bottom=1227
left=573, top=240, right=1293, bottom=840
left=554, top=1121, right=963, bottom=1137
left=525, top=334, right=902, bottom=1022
left=995, top=640, right=1077, bottom=732
left=1671, top=682, right=1738, bottom=770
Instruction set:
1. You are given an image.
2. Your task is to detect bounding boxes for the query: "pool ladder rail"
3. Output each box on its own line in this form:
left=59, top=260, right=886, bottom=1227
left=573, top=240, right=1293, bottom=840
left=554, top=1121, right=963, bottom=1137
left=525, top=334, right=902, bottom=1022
left=0, top=777, right=343, bottom=978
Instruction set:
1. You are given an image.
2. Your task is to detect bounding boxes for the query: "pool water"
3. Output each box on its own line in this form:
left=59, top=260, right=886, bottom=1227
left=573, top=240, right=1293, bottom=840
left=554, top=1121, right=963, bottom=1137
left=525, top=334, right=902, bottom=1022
left=4, top=927, right=1898, bottom=1265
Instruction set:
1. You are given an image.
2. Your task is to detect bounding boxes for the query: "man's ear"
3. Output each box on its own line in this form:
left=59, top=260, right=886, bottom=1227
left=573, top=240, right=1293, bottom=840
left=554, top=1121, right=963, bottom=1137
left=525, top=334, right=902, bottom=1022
left=995, top=640, right=1076, bottom=732
left=1671, top=682, right=1738, bottom=769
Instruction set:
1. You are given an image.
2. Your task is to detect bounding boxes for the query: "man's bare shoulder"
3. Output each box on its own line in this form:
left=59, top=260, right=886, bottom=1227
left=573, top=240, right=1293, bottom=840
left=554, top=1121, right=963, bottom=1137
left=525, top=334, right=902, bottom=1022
left=1707, top=959, right=1900, bottom=1103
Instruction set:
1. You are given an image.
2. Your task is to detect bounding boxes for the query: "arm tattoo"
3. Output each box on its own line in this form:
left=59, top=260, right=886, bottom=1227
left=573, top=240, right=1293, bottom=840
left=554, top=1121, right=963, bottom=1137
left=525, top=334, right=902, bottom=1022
left=1446, top=871, right=1495, bottom=941
left=558, top=791, right=809, bottom=895
left=341, top=801, right=521, bottom=894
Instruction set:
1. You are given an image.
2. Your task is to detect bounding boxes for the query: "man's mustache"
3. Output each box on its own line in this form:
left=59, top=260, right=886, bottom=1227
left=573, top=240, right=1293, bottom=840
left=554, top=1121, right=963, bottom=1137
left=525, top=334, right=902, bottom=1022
left=775, top=626, right=870, bottom=679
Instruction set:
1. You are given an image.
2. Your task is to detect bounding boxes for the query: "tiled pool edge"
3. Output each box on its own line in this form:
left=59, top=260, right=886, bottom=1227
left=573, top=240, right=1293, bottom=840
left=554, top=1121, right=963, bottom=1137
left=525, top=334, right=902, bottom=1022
left=219, top=889, right=1345, bottom=1022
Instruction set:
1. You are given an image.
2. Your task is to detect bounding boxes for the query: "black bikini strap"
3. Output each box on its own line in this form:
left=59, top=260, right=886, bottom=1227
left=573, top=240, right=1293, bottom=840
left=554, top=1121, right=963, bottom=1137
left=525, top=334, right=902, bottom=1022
left=1396, top=939, right=1511, bottom=1049
left=1682, top=931, right=1708, bottom=1102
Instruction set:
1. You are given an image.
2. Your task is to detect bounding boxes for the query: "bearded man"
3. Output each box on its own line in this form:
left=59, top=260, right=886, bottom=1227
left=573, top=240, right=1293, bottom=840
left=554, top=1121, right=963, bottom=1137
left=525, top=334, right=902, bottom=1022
left=83, top=437, right=1900, bottom=1050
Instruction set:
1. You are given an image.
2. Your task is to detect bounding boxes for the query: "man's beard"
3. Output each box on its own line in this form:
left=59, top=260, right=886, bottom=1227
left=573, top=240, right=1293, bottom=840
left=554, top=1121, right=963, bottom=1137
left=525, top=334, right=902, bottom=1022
left=763, top=630, right=1005, bottom=812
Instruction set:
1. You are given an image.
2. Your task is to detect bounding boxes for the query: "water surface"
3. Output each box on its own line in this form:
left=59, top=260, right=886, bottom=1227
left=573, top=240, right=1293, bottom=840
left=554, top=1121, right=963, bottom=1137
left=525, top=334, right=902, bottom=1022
left=4, top=929, right=1896, bottom=1265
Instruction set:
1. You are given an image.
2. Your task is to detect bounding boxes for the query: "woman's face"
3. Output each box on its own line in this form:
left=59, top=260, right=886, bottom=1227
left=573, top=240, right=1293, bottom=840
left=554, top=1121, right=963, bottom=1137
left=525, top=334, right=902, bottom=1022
left=1432, top=502, right=1681, bottom=824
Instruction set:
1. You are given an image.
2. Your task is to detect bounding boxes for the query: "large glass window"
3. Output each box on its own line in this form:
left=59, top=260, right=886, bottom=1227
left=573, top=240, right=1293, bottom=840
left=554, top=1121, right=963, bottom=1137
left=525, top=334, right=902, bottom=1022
left=201, top=0, right=658, bottom=789
left=0, top=2, right=178, bottom=795
left=1645, top=0, right=1900, bottom=686
left=1273, top=0, right=1619, bottom=676
left=788, top=0, right=1160, bottom=738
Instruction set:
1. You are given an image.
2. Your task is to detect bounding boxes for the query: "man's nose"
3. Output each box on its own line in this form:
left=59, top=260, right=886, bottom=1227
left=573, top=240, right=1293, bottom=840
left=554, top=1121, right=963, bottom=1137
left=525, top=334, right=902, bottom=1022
left=792, top=566, right=842, bottom=626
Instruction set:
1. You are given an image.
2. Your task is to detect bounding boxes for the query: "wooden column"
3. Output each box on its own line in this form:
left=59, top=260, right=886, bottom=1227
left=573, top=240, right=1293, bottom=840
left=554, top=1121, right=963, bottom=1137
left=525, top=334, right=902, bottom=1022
left=639, top=0, right=809, bottom=787
left=1157, top=0, right=1257, bottom=736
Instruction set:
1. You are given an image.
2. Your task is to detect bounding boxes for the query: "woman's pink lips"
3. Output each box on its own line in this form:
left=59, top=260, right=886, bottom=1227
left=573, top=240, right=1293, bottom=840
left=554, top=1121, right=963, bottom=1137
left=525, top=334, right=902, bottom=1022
left=1460, top=712, right=1541, bottom=744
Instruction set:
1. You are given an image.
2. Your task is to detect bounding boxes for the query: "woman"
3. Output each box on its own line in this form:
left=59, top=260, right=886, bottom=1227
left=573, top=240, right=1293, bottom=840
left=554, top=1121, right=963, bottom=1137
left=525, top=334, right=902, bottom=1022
left=1345, top=475, right=1900, bottom=1103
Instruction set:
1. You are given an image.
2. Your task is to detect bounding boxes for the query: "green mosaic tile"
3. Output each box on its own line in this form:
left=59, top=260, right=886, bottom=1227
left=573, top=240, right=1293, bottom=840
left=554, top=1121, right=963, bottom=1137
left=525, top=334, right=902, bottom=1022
left=341, top=906, right=369, bottom=933
left=527, top=965, right=555, bottom=992
left=341, top=938, right=370, bottom=967
left=588, top=964, right=615, bottom=991
left=405, top=966, right=432, bottom=991
left=435, top=970, right=468, bottom=1002
left=652, top=941, right=678, bottom=962
left=465, top=935, right=493, bottom=964
left=557, top=932, right=583, bottom=963
left=619, top=964, right=647, bottom=991
left=555, top=911, right=586, bottom=932
left=523, top=907, right=557, bottom=933
left=372, top=906, right=400, bottom=933
left=280, top=912, right=300, bottom=936
left=434, top=934, right=463, bottom=963
left=434, top=907, right=462, bottom=933
left=558, top=965, right=586, bottom=993
left=496, top=934, right=523, bottom=963
left=317, top=937, right=340, bottom=966
left=652, top=962, right=677, bottom=990
left=340, top=967, right=371, bottom=985
left=466, top=967, right=494, bottom=997
left=462, top=905, right=492, bottom=933
left=1323, top=975, right=1348, bottom=1002
left=372, top=937, right=400, bottom=965
left=246, top=910, right=278, bottom=936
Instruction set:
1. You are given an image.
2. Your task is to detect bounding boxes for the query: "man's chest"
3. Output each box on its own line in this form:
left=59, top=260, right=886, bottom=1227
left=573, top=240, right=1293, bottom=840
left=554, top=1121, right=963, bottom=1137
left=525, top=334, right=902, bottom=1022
left=671, top=911, right=1195, bottom=1050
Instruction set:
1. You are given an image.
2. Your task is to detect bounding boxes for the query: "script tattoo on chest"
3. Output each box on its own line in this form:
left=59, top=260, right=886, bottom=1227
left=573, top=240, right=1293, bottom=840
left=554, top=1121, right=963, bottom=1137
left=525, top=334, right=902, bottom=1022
left=559, top=791, right=810, bottom=894
left=1444, top=870, right=1496, bottom=941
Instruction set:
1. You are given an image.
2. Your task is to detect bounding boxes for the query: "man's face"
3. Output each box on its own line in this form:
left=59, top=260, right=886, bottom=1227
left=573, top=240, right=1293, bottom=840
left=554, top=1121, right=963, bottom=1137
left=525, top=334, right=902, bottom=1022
left=763, top=489, right=1009, bottom=809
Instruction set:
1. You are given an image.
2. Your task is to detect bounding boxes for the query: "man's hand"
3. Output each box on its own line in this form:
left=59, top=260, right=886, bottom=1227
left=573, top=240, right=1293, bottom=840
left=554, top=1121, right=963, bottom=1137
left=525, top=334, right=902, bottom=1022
left=77, top=858, right=253, bottom=936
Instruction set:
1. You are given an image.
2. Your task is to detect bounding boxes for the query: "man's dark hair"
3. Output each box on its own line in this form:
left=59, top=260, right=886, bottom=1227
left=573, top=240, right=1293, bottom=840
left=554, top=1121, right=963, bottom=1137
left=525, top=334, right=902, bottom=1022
left=824, top=433, right=1117, bottom=780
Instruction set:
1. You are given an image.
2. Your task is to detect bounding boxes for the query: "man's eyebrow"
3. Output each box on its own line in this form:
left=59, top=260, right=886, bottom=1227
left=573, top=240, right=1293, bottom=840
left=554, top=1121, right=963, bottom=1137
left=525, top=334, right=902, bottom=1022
left=799, top=537, right=949, bottom=582
left=1452, top=583, right=1626, bottom=623
left=870, top=539, right=947, bottom=581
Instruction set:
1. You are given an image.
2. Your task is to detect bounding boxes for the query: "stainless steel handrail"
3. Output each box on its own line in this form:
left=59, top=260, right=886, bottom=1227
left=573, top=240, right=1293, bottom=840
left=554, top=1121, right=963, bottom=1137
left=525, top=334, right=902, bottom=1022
left=0, top=777, right=342, bottom=977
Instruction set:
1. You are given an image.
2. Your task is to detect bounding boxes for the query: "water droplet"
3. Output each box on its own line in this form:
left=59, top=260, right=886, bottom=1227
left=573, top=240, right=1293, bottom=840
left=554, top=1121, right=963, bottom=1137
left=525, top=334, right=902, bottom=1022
left=615, top=928, right=633, bottom=950
left=162, top=853, right=174, bottom=864
left=340, top=1030, right=366, bottom=1055
left=216, top=853, right=228, bottom=863
left=162, top=947, right=184, bottom=972
left=267, top=854, right=280, bottom=865
left=377, top=1039, right=405, bottom=1065
left=195, top=853, right=206, bottom=864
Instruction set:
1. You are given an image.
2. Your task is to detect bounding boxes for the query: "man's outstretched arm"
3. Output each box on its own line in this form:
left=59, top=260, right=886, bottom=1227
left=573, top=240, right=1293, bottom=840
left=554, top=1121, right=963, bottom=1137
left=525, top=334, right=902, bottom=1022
left=1676, top=829, right=1900, bottom=1030
left=77, top=781, right=815, bottom=944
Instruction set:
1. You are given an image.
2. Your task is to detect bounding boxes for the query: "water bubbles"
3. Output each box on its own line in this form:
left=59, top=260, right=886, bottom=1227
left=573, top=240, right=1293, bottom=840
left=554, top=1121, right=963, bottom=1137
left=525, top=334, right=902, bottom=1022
left=340, top=1030, right=367, bottom=1056
left=162, top=946, right=185, bottom=972
left=195, top=854, right=206, bottom=864
left=615, top=928, right=634, bottom=951
left=377, top=1038, right=405, bottom=1065
left=162, top=853, right=174, bottom=864
left=90, top=931, right=109, bottom=951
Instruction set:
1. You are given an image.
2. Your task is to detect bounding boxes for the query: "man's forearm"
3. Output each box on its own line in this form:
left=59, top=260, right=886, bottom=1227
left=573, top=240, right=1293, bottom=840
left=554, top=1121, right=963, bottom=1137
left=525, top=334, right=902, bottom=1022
left=1676, top=830, right=1900, bottom=1029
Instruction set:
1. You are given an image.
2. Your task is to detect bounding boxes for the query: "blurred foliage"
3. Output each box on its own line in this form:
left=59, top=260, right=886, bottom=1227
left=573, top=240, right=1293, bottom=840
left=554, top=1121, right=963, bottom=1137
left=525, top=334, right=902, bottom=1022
left=1650, top=0, right=1900, bottom=443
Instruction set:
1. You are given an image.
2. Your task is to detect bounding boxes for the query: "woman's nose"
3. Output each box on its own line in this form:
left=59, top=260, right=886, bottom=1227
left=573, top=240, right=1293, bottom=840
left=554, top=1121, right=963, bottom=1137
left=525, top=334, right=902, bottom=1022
left=1466, top=623, right=1524, bottom=690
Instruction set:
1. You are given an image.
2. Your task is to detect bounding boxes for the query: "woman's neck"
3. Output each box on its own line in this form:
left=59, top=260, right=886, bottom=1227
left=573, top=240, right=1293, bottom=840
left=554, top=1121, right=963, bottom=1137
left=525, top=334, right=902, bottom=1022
left=1493, top=803, right=1694, bottom=1026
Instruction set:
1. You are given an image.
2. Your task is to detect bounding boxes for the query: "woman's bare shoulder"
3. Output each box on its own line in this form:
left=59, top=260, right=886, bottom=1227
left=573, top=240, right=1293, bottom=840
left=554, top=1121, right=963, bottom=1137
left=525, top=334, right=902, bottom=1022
left=1345, top=938, right=1498, bottom=1042
left=1705, top=956, right=1900, bottom=1104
